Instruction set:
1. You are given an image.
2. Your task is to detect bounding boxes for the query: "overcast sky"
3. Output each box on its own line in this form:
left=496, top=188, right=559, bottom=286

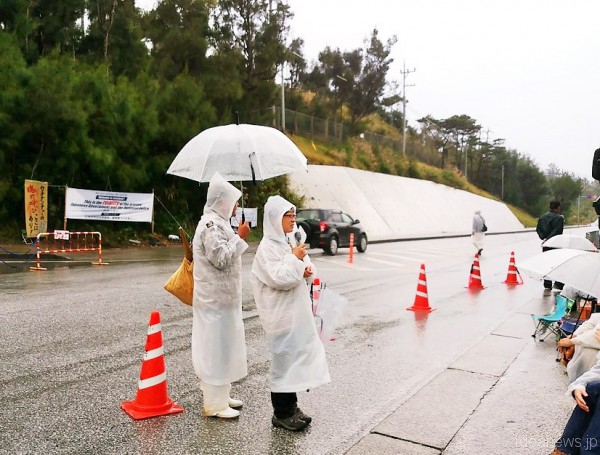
left=138, top=0, right=600, bottom=179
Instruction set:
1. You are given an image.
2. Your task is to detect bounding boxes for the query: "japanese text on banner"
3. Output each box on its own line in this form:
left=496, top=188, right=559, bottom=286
left=24, top=180, right=48, bottom=238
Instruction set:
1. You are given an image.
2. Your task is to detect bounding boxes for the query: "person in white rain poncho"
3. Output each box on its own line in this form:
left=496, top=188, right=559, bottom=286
left=251, top=195, right=330, bottom=432
left=191, top=172, right=250, bottom=419
left=471, top=210, right=486, bottom=255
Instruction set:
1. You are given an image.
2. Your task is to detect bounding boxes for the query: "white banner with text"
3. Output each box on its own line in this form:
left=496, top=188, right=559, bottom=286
left=230, top=208, right=258, bottom=228
left=65, top=188, right=154, bottom=222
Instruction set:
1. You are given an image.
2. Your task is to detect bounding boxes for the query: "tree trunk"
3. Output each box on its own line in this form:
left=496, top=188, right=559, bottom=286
left=104, top=0, right=118, bottom=66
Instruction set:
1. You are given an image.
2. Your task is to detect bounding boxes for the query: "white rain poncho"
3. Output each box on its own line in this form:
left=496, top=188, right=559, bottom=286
left=286, top=223, right=317, bottom=286
left=472, top=210, right=485, bottom=250
left=191, top=172, right=248, bottom=386
left=251, top=195, right=330, bottom=393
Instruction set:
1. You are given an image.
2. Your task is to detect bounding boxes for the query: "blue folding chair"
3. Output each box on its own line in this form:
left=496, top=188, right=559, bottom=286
left=532, top=295, right=572, bottom=342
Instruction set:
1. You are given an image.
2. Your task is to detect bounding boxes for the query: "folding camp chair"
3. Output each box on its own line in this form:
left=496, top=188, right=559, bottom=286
left=532, top=295, right=571, bottom=342
left=560, top=296, right=594, bottom=337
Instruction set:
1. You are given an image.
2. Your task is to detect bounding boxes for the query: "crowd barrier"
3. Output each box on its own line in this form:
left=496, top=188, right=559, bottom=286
left=29, top=231, right=108, bottom=271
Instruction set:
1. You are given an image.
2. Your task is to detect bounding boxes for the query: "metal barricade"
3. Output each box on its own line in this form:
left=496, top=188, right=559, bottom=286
left=29, top=231, right=108, bottom=271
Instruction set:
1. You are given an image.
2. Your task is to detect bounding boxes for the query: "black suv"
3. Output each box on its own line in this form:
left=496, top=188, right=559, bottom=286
left=296, top=209, right=368, bottom=256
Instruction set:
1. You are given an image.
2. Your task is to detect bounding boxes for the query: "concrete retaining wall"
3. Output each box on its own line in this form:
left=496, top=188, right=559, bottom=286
left=288, top=165, right=524, bottom=240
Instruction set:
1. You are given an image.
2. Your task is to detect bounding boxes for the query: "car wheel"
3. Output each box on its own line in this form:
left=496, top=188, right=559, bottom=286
left=324, top=236, right=339, bottom=256
left=356, top=234, right=368, bottom=253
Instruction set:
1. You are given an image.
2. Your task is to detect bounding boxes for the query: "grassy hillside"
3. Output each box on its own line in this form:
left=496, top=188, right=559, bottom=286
left=288, top=133, right=537, bottom=228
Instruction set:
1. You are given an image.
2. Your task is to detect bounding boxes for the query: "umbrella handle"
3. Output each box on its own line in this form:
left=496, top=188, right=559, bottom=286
left=249, top=152, right=256, bottom=185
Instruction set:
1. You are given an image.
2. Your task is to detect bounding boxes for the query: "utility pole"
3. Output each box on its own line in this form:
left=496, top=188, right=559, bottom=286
left=401, top=62, right=416, bottom=157
left=281, top=63, right=285, bottom=132
left=484, top=128, right=493, bottom=143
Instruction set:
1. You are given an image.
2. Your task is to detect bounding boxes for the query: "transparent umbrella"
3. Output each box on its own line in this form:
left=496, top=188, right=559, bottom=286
left=543, top=234, right=598, bottom=251
left=167, top=123, right=308, bottom=184
left=545, top=252, right=600, bottom=298
left=518, top=248, right=593, bottom=279
left=167, top=122, right=308, bottom=220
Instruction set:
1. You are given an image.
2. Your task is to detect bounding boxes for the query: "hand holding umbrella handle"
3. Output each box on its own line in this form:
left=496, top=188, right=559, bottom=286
left=237, top=221, right=250, bottom=240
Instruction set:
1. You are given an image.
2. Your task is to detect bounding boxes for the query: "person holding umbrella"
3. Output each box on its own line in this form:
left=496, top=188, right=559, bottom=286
left=191, top=172, right=251, bottom=419
left=251, top=195, right=330, bottom=431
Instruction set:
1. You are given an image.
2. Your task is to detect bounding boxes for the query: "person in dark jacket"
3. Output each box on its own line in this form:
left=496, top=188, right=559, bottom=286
left=536, top=200, right=565, bottom=290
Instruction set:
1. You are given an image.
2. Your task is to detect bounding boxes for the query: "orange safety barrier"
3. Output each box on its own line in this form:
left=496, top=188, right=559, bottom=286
left=348, top=233, right=355, bottom=264
left=29, top=231, right=109, bottom=271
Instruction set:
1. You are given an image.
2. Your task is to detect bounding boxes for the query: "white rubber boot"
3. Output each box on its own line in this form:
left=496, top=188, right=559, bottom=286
left=228, top=397, right=243, bottom=409
left=204, top=407, right=240, bottom=419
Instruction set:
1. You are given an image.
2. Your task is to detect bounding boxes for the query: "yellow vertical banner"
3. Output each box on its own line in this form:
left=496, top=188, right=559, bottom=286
left=24, top=179, right=48, bottom=238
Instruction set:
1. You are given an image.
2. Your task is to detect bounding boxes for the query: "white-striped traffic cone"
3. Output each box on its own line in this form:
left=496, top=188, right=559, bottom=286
left=407, top=264, right=436, bottom=312
left=121, top=310, right=184, bottom=420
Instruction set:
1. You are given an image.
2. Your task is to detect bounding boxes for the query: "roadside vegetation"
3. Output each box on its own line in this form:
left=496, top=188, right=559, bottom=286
left=0, top=0, right=597, bottom=246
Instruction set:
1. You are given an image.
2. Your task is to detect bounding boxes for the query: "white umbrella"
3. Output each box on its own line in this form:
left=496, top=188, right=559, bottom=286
left=543, top=234, right=598, bottom=251
left=545, top=253, right=600, bottom=298
left=166, top=123, right=308, bottom=183
left=518, top=248, right=593, bottom=279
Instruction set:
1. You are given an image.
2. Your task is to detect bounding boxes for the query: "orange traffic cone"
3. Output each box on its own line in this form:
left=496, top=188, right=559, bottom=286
left=121, top=310, right=184, bottom=420
left=407, top=264, right=436, bottom=312
left=467, top=254, right=485, bottom=290
left=503, top=251, right=524, bottom=285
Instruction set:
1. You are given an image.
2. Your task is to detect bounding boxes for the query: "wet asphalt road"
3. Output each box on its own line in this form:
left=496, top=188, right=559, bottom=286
left=0, top=230, right=570, bottom=454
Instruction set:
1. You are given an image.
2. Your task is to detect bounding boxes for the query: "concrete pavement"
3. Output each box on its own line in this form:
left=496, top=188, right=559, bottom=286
left=1, top=230, right=589, bottom=455
left=344, top=290, right=575, bottom=455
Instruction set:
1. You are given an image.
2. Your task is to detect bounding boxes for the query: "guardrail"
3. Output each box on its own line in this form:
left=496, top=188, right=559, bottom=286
left=29, top=231, right=108, bottom=271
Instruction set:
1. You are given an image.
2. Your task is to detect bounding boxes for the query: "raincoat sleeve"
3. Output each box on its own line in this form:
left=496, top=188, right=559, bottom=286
left=567, top=360, right=600, bottom=395
left=573, top=314, right=600, bottom=337
left=202, top=224, right=248, bottom=270
left=304, top=254, right=317, bottom=284
left=571, top=328, right=600, bottom=349
left=256, top=247, right=305, bottom=291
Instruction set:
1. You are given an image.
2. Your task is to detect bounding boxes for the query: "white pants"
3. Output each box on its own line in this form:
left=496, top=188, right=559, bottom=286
left=201, top=381, right=231, bottom=415
left=472, top=232, right=485, bottom=250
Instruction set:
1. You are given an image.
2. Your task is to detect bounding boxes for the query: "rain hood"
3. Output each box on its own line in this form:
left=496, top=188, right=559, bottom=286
left=204, top=172, right=241, bottom=220
left=263, top=195, right=294, bottom=244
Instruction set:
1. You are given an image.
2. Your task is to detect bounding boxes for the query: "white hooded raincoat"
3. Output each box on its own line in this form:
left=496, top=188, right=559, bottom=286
left=251, top=196, right=330, bottom=393
left=192, top=173, right=248, bottom=386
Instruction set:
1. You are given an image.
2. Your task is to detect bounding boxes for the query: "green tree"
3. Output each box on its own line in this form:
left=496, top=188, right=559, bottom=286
left=0, top=32, right=29, bottom=221
left=82, top=0, right=148, bottom=78
left=0, top=0, right=85, bottom=63
left=439, top=115, right=481, bottom=175
left=144, top=0, right=210, bottom=81
left=516, top=155, right=549, bottom=215
left=549, top=172, right=583, bottom=216
left=211, top=0, right=292, bottom=120
left=301, top=30, right=396, bottom=133
left=346, top=29, right=396, bottom=130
